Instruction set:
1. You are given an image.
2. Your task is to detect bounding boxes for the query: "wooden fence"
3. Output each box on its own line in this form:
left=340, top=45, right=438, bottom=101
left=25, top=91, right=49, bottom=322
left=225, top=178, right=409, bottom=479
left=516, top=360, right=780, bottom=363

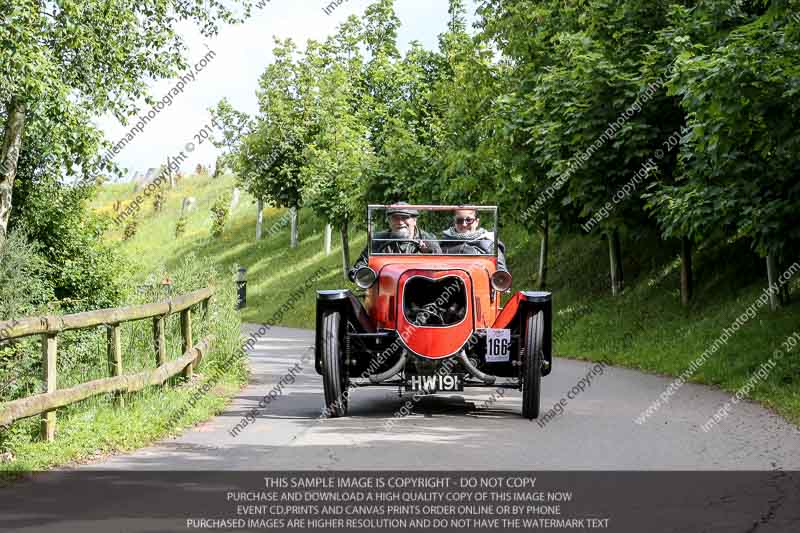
left=0, top=287, right=214, bottom=441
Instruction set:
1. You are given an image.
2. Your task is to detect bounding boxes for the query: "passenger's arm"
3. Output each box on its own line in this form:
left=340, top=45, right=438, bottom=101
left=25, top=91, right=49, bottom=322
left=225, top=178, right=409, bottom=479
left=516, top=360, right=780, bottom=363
left=496, top=240, right=508, bottom=273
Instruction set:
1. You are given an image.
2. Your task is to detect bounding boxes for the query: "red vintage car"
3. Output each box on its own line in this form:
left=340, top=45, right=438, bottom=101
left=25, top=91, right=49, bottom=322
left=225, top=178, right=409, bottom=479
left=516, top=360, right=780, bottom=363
left=315, top=205, right=552, bottom=419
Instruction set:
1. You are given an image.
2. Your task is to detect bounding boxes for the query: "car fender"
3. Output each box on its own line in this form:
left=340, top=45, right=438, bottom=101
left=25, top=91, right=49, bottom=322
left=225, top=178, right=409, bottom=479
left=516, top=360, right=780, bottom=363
left=492, top=291, right=553, bottom=376
left=314, top=290, right=376, bottom=375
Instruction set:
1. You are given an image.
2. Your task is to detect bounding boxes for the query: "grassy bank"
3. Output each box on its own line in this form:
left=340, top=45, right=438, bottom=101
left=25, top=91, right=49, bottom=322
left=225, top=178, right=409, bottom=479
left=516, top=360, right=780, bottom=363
left=92, top=174, right=800, bottom=426
left=93, top=173, right=349, bottom=326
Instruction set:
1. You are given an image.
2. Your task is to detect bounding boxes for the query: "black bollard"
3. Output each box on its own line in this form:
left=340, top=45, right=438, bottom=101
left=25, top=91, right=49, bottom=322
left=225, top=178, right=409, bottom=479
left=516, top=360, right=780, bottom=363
left=237, top=267, right=247, bottom=309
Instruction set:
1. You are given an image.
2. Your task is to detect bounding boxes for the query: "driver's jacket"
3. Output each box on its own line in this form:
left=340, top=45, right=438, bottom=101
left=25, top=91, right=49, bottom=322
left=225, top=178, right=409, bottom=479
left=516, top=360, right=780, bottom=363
left=349, top=229, right=441, bottom=281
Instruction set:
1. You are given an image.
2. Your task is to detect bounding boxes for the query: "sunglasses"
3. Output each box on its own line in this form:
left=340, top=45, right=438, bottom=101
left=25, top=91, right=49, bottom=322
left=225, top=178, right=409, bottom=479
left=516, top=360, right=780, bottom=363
left=455, top=217, right=476, bottom=225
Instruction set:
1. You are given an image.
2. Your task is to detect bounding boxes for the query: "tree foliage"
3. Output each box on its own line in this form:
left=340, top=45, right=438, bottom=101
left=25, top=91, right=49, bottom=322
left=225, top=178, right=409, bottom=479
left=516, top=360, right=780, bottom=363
left=215, top=0, right=799, bottom=302
left=647, top=2, right=800, bottom=258
left=0, top=0, right=254, bottom=246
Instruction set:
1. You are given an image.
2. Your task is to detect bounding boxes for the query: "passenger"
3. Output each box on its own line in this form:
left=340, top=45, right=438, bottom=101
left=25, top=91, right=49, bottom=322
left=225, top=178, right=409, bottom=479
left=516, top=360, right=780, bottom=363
left=349, top=203, right=441, bottom=280
left=440, top=208, right=508, bottom=272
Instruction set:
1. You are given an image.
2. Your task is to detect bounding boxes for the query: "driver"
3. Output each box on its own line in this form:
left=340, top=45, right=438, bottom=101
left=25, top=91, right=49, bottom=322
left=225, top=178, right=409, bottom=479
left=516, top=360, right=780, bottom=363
left=349, top=202, right=441, bottom=281
left=440, top=208, right=508, bottom=272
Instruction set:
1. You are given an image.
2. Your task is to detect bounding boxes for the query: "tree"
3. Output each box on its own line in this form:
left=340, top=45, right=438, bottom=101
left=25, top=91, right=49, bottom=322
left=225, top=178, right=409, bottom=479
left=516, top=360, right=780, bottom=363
left=300, top=55, right=374, bottom=278
left=210, top=99, right=262, bottom=238
left=478, top=0, right=584, bottom=289
left=436, top=0, right=505, bottom=205
left=250, top=38, right=311, bottom=248
left=482, top=1, right=692, bottom=296
left=646, top=1, right=800, bottom=308
left=212, top=37, right=312, bottom=248
left=213, top=156, right=225, bottom=178
left=371, top=42, right=446, bottom=203
left=281, top=17, right=374, bottom=276
left=359, top=0, right=409, bottom=202
left=0, top=0, right=252, bottom=249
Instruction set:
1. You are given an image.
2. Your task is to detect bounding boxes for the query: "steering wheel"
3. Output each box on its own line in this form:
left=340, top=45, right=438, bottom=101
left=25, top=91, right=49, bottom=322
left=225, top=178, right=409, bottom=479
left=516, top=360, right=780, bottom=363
left=421, top=303, right=444, bottom=322
left=380, top=239, right=424, bottom=253
left=412, top=302, right=444, bottom=325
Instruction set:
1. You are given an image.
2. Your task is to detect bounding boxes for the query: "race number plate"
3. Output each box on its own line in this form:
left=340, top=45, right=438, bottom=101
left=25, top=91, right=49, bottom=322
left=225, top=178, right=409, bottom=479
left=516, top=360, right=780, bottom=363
left=485, top=329, right=511, bottom=362
left=406, top=375, right=464, bottom=393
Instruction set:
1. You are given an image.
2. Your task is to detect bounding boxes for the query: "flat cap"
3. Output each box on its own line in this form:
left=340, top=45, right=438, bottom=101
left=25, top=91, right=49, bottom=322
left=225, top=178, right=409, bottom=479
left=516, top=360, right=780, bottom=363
left=386, top=202, right=418, bottom=217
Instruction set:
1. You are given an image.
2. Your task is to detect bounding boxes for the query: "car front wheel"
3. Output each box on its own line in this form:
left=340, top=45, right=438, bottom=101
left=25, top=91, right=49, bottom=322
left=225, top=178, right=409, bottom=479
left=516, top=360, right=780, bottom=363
left=522, top=312, right=543, bottom=419
left=321, top=311, right=349, bottom=417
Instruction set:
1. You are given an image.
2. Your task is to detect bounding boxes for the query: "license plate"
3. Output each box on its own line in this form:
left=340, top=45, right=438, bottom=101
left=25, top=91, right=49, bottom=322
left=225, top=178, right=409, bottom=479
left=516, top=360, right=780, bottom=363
left=406, top=374, right=464, bottom=393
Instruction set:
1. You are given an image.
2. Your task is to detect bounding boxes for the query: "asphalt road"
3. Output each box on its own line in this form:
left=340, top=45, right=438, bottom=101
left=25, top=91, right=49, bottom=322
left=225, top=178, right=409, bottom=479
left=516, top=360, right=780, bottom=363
left=80, top=324, right=800, bottom=471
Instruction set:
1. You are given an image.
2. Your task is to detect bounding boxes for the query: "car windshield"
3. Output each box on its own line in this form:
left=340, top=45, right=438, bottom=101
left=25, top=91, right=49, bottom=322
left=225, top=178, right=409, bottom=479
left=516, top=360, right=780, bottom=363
left=367, top=205, right=498, bottom=257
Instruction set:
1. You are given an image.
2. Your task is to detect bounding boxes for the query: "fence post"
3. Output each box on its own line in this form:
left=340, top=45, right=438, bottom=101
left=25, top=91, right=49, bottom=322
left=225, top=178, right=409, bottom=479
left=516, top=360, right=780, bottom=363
left=40, top=333, right=58, bottom=442
left=181, top=309, right=193, bottom=379
left=153, top=316, right=166, bottom=367
left=107, top=324, right=124, bottom=407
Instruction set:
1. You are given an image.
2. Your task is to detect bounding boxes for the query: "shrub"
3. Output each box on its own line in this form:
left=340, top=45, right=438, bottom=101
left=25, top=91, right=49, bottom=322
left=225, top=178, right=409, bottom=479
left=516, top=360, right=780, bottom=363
left=0, top=229, right=54, bottom=320
left=210, top=192, right=232, bottom=238
left=10, top=180, right=128, bottom=312
left=152, top=189, right=166, bottom=212
left=0, top=229, right=55, bottom=410
left=123, top=218, right=139, bottom=240
left=175, top=214, right=188, bottom=238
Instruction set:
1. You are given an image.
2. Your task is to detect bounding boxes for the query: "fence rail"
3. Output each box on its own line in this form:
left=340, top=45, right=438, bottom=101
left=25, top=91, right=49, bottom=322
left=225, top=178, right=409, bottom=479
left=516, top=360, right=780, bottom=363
left=0, top=287, right=214, bottom=441
left=0, top=288, right=212, bottom=339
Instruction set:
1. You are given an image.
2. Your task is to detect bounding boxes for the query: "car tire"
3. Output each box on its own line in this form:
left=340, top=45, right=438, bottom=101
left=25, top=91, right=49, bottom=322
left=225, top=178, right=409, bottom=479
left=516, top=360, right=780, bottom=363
left=321, top=311, right=348, bottom=417
left=522, top=312, right=543, bottom=419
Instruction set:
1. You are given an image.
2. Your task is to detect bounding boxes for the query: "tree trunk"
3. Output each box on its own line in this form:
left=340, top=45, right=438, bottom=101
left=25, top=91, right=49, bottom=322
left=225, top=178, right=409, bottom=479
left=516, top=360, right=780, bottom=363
left=255, top=198, right=264, bottom=241
left=608, top=229, right=623, bottom=296
left=766, top=253, right=780, bottom=311
left=779, top=256, right=791, bottom=305
left=0, top=98, right=28, bottom=249
left=680, top=237, right=693, bottom=307
left=289, top=207, right=298, bottom=248
left=614, top=230, right=624, bottom=292
left=341, top=219, right=351, bottom=280
left=537, top=214, right=549, bottom=290
left=324, top=223, right=332, bottom=255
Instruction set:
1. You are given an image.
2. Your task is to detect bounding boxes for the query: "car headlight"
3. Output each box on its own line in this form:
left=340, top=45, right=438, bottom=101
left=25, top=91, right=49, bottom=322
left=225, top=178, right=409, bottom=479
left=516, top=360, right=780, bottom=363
left=354, top=267, right=378, bottom=289
left=491, top=271, right=512, bottom=292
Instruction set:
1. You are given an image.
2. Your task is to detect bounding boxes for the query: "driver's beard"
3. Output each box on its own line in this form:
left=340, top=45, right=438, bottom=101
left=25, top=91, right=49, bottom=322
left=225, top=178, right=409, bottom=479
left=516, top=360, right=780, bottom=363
left=390, top=228, right=411, bottom=239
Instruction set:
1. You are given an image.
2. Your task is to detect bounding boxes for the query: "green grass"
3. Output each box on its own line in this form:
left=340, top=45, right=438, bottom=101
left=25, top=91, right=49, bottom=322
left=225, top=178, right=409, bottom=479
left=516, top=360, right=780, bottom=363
left=92, top=174, right=800, bottom=426
left=1, top=377, right=240, bottom=474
